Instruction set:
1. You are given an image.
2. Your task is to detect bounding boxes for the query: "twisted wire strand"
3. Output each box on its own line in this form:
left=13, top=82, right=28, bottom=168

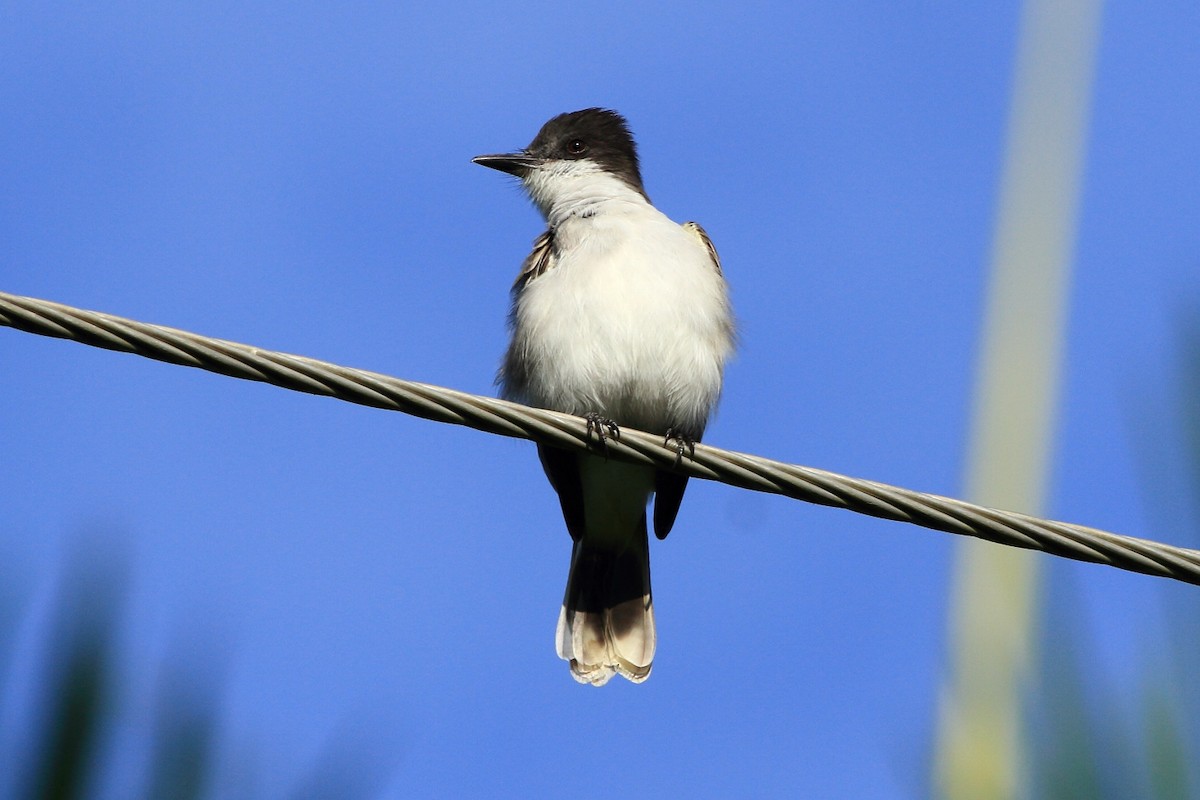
left=3, top=289, right=1199, bottom=586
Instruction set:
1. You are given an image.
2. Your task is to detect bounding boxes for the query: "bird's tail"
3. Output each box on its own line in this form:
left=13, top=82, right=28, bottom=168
left=556, top=517, right=655, bottom=686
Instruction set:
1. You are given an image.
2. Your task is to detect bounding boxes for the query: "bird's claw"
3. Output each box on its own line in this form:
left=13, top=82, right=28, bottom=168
left=585, top=412, right=621, bottom=454
left=663, top=427, right=697, bottom=467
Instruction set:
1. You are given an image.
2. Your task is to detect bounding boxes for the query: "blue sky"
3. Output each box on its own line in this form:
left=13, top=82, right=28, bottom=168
left=2, top=3, right=1198, bottom=797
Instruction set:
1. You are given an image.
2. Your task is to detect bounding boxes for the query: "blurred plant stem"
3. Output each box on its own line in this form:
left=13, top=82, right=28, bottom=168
left=935, top=0, right=1101, bottom=796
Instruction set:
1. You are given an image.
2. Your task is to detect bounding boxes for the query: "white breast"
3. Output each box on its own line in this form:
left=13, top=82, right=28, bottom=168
left=511, top=204, right=733, bottom=435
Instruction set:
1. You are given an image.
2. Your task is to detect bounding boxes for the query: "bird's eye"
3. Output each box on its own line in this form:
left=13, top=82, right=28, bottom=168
left=566, top=139, right=587, bottom=155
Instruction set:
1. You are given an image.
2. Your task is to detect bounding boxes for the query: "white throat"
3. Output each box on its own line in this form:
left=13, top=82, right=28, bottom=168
left=522, top=160, right=648, bottom=228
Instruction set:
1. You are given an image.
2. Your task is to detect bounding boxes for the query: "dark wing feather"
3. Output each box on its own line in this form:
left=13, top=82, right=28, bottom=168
left=653, top=471, right=690, bottom=540
left=682, top=221, right=722, bottom=275
left=513, top=228, right=558, bottom=292
left=538, top=445, right=586, bottom=541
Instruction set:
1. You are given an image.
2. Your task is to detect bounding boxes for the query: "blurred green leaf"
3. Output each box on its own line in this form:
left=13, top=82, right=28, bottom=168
left=3, top=540, right=389, bottom=799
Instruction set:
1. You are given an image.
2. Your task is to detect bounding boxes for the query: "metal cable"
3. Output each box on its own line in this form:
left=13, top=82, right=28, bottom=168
left=3, top=289, right=1198, bottom=586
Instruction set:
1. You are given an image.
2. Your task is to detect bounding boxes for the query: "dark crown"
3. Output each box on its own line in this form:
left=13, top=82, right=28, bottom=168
left=527, top=108, right=647, bottom=198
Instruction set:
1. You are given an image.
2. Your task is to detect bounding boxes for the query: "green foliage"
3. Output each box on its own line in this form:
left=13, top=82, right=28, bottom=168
left=1026, top=312, right=1200, bottom=799
left=2, top=549, right=386, bottom=799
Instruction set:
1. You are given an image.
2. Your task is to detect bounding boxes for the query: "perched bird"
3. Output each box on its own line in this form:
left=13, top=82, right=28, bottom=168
left=474, top=108, right=734, bottom=685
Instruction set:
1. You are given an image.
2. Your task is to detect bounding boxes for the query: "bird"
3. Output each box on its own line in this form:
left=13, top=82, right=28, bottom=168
left=474, top=108, right=734, bottom=685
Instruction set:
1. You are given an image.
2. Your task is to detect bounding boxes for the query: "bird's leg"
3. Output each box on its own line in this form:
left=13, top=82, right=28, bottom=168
left=663, top=427, right=697, bottom=467
left=584, top=412, right=621, bottom=455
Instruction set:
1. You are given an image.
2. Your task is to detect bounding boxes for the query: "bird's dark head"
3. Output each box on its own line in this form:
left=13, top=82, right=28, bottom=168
left=473, top=109, right=648, bottom=209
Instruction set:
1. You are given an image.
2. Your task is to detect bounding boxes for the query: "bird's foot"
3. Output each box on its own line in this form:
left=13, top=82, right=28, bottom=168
left=663, top=427, right=697, bottom=467
left=584, top=412, right=621, bottom=455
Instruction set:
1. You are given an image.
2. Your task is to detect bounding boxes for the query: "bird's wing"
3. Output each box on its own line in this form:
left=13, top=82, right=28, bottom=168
left=499, top=228, right=558, bottom=397
left=512, top=231, right=577, bottom=541
left=682, top=221, right=723, bottom=276
left=513, top=228, right=558, bottom=291
left=538, top=445, right=586, bottom=542
left=653, top=469, right=689, bottom=540
left=651, top=222, right=724, bottom=540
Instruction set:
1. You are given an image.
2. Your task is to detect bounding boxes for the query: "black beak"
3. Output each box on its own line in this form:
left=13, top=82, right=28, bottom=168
left=472, top=152, right=544, bottom=176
